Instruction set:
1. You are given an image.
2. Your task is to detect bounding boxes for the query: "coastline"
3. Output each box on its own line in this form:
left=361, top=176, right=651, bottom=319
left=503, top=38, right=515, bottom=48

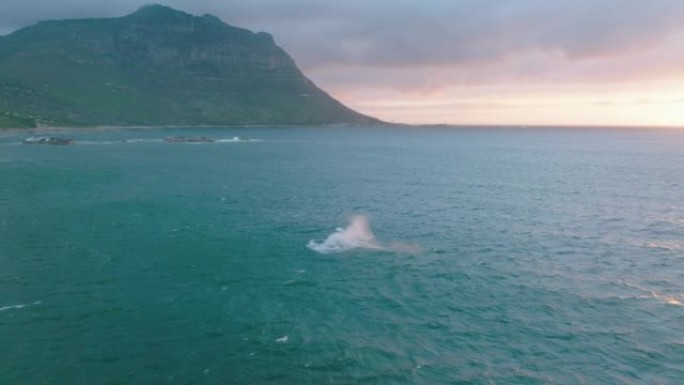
left=1, top=122, right=682, bottom=134
left=0, top=122, right=398, bottom=134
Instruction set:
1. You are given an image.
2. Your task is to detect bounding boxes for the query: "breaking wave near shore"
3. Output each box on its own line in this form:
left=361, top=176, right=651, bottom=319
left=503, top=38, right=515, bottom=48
left=307, top=215, right=422, bottom=254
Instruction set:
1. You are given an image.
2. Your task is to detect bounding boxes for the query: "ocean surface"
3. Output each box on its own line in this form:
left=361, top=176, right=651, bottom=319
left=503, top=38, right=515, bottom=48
left=1, top=126, right=683, bottom=384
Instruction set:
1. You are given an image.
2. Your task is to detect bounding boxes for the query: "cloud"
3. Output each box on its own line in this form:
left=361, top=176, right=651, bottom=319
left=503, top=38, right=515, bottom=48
left=200, top=0, right=684, bottom=70
left=2, top=1, right=683, bottom=74
left=7, top=1, right=680, bottom=77
left=2, top=1, right=683, bottom=125
left=3, top=1, right=684, bottom=67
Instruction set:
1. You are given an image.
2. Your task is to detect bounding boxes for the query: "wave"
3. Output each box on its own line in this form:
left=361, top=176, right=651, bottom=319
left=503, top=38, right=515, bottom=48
left=79, top=139, right=164, bottom=145
left=644, top=241, right=684, bottom=251
left=216, top=138, right=260, bottom=143
left=649, top=291, right=683, bottom=306
left=307, top=215, right=422, bottom=254
left=617, top=281, right=683, bottom=306
left=12, top=138, right=257, bottom=145
left=103, top=137, right=257, bottom=144
left=120, top=139, right=164, bottom=143
left=0, top=300, right=41, bottom=312
left=77, top=140, right=121, bottom=145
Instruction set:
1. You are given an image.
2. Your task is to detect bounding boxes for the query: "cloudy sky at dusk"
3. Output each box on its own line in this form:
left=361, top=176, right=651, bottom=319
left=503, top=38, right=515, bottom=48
left=2, top=0, right=683, bottom=127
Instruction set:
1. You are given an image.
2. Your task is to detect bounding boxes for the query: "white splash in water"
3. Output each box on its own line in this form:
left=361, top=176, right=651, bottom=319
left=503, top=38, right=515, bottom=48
left=307, top=215, right=382, bottom=253
left=307, top=215, right=422, bottom=254
left=0, top=300, right=41, bottom=312
left=645, top=241, right=684, bottom=251
left=650, top=291, right=683, bottom=306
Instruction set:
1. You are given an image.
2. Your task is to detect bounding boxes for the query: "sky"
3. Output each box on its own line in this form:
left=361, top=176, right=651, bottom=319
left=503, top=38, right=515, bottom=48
left=1, top=0, right=683, bottom=127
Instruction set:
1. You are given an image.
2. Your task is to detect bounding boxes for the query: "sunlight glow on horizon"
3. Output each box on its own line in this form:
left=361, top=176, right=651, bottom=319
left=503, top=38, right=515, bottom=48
left=2, top=1, right=683, bottom=128
left=349, top=89, right=684, bottom=127
left=319, top=74, right=684, bottom=128
left=295, top=26, right=684, bottom=128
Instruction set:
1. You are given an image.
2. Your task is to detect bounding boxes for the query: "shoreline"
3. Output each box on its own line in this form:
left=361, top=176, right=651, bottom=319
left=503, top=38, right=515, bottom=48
left=1, top=122, right=682, bottom=133
left=0, top=122, right=398, bottom=133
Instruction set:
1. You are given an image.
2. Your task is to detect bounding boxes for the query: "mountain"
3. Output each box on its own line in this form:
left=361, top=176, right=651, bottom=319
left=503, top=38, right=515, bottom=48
left=0, top=5, right=381, bottom=128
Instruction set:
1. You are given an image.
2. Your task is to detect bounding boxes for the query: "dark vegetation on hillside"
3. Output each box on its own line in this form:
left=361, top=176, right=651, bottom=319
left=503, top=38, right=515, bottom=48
left=0, top=5, right=380, bottom=128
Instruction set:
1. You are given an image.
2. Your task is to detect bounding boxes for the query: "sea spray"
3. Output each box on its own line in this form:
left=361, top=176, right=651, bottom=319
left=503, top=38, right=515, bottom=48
left=307, top=215, right=422, bottom=254
left=307, top=215, right=381, bottom=253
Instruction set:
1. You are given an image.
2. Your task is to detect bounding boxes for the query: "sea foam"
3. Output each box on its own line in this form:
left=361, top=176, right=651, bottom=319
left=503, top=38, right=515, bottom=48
left=0, top=300, right=41, bottom=312
left=307, top=215, right=422, bottom=254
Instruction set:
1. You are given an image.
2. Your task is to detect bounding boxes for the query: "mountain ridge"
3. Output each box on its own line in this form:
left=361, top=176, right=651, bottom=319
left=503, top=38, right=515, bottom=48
left=0, top=5, right=381, bottom=128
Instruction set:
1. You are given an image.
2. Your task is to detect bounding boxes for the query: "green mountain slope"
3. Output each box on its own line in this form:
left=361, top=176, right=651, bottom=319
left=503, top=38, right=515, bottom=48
left=0, top=4, right=381, bottom=128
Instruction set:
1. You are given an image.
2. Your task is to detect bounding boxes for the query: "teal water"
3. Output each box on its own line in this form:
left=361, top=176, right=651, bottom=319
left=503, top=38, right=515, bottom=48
left=1, top=126, right=683, bottom=384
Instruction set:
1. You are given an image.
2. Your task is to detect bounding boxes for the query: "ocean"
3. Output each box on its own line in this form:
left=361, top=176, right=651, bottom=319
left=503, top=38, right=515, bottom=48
left=1, top=126, right=683, bottom=384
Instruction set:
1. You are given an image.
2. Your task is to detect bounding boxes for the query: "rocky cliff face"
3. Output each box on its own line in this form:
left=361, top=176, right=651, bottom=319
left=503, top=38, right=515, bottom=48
left=0, top=5, right=380, bottom=127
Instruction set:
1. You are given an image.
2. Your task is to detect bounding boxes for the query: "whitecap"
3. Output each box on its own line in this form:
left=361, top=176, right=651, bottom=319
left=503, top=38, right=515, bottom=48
left=0, top=300, right=41, bottom=312
left=307, top=215, right=422, bottom=254
left=216, top=137, right=257, bottom=143
left=645, top=241, right=684, bottom=251
left=650, top=291, right=683, bottom=306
